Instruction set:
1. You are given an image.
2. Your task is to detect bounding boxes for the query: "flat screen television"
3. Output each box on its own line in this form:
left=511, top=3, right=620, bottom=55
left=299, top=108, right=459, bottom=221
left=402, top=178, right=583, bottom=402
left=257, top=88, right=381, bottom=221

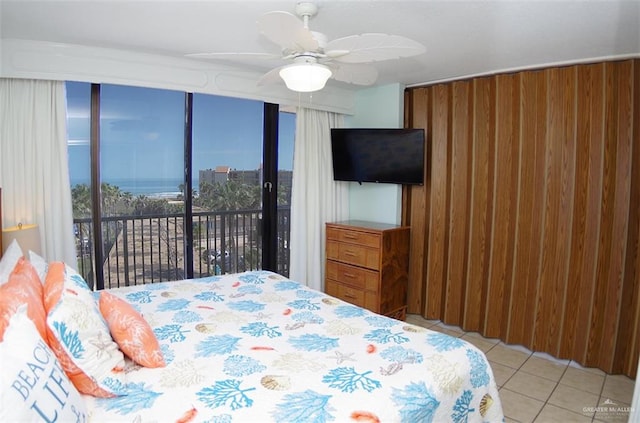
left=331, top=128, right=425, bottom=185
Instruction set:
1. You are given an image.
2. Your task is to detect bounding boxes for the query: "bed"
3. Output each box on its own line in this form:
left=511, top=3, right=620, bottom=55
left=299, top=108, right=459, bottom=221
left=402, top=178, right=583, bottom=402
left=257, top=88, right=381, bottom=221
left=1, top=234, right=503, bottom=422
left=80, top=270, right=504, bottom=422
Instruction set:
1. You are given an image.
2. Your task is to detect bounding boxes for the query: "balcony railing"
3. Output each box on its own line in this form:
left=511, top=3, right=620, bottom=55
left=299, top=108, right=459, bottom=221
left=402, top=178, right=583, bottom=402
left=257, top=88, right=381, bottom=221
left=74, top=207, right=290, bottom=290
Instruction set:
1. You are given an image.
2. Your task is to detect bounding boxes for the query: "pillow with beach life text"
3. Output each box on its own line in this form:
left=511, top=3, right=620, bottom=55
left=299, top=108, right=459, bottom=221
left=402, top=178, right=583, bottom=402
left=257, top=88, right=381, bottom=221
left=0, top=305, right=88, bottom=422
left=44, top=262, right=126, bottom=397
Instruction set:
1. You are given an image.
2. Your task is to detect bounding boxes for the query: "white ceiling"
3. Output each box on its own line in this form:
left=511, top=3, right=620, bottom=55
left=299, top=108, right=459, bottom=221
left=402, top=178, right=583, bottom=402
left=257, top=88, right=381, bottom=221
left=1, top=0, right=639, bottom=91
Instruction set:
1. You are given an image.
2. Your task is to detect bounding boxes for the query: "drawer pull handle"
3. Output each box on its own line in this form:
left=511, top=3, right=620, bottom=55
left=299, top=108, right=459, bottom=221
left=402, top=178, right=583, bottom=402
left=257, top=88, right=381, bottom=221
left=343, top=234, right=358, bottom=239
left=343, top=273, right=356, bottom=278
left=344, top=250, right=357, bottom=257
left=344, top=293, right=357, bottom=299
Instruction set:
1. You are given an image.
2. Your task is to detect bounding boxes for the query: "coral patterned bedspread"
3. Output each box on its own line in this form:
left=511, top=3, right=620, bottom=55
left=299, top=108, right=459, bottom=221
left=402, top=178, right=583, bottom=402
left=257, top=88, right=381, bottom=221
left=83, top=270, right=503, bottom=422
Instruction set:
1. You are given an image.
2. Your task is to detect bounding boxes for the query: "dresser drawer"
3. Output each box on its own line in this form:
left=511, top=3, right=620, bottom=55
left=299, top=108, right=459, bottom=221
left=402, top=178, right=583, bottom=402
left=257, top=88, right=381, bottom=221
left=325, top=260, right=379, bottom=292
left=326, top=240, right=380, bottom=270
left=325, top=279, right=380, bottom=312
left=326, top=227, right=381, bottom=249
left=325, top=279, right=366, bottom=308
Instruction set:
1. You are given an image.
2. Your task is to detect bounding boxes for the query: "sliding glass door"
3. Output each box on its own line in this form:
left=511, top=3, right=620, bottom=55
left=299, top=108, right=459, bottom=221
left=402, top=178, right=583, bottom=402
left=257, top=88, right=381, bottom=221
left=66, top=82, right=94, bottom=286
left=191, top=94, right=264, bottom=277
left=276, top=110, right=295, bottom=275
left=99, top=84, right=186, bottom=287
left=66, top=82, right=294, bottom=289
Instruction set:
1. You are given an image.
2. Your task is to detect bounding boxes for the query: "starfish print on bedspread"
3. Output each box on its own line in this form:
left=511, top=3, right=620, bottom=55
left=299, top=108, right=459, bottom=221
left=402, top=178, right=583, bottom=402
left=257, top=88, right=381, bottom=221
left=328, top=351, right=356, bottom=364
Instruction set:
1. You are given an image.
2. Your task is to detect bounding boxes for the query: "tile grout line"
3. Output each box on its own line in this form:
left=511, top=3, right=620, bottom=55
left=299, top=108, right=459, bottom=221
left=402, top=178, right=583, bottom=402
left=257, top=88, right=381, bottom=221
left=530, top=364, right=569, bottom=423
left=495, top=347, right=534, bottom=422
left=591, top=371, right=608, bottom=423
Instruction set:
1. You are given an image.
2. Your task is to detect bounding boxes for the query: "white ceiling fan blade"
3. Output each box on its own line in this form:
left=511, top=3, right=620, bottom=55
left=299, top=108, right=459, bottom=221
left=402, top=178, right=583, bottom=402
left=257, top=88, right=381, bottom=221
left=257, top=66, right=285, bottom=86
left=185, top=52, right=282, bottom=61
left=329, top=63, right=378, bottom=86
left=257, top=11, right=319, bottom=52
left=325, top=33, right=425, bottom=63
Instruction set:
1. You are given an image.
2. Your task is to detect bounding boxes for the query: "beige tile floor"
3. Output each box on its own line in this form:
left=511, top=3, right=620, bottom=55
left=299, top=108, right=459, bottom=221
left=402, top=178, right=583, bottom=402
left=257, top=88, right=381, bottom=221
left=406, top=314, right=636, bottom=423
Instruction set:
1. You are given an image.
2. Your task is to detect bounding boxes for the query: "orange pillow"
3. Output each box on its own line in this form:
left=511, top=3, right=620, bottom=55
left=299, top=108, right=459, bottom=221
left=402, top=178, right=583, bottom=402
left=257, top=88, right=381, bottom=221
left=99, top=291, right=165, bottom=368
left=11, top=257, right=43, bottom=299
left=0, top=258, right=46, bottom=342
left=43, top=261, right=66, bottom=312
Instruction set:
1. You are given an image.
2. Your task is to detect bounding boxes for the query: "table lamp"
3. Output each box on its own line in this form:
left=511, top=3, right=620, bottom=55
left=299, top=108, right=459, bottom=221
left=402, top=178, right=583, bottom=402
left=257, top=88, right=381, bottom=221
left=2, top=223, right=42, bottom=256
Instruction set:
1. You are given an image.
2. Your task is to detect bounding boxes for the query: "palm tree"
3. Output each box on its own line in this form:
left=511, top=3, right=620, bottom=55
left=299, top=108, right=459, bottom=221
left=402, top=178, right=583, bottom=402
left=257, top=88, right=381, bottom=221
left=101, top=182, right=124, bottom=216
left=71, top=184, right=92, bottom=218
left=277, top=181, right=291, bottom=206
left=177, top=183, right=197, bottom=201
left=212, top=180, right=259, bottom=210
left=195, top=180, right=260, bottom=271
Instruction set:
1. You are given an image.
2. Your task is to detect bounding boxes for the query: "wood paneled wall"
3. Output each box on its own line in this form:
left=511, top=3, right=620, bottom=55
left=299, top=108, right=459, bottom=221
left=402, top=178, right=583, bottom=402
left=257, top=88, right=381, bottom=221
left=403, top=60, right=640, bottom=377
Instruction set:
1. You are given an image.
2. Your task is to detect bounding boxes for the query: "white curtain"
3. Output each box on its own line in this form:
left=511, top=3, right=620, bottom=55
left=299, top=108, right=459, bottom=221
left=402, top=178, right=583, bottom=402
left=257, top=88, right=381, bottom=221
left=289, top=107, right=349, bottom=290
left=0, top=78, right=77, bottom=266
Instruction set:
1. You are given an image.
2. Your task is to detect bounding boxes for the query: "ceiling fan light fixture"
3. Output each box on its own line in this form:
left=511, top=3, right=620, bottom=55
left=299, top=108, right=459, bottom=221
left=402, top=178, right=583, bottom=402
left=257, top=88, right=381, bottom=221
left=279, top=62, right=332, bottom=92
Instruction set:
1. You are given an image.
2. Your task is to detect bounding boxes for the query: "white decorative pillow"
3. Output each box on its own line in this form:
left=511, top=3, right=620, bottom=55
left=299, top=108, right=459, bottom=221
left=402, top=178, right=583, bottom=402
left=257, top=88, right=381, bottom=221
left=45, top=264, right=126, bottom=397
left=0, top=239, right=23, bottom=285
left=0, top=305, right=88, bottom=422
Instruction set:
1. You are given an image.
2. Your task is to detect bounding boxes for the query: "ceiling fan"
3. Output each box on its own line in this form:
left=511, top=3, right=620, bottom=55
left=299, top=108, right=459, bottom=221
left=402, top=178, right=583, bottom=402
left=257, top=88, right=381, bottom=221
left=186, top=2, right=426, bottom=92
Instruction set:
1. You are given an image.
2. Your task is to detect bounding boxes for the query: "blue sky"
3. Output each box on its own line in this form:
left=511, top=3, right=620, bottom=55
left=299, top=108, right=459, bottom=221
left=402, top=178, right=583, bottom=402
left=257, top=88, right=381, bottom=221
left=66, top=82, right=295, bottom=188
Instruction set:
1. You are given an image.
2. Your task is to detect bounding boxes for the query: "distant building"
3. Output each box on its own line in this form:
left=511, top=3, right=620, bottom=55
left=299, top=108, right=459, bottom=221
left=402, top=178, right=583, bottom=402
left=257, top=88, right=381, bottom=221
left=199, top=166, right=292, bottom=198
left=230, top=169, right=261, bottom=186
left=199, top=166, right=231, bottom=191
left=278, top=170, right=292, bottom=187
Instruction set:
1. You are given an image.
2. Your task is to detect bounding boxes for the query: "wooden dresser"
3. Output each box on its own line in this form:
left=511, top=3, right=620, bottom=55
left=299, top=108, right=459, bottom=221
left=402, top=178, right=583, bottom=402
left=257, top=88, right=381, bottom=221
left=325, top=220, right=410, bottom=320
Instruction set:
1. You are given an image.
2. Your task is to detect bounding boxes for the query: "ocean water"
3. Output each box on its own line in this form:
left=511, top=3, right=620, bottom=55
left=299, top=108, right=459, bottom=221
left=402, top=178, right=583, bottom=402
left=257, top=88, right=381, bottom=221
left=70, top=178, right=193, bottom=197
